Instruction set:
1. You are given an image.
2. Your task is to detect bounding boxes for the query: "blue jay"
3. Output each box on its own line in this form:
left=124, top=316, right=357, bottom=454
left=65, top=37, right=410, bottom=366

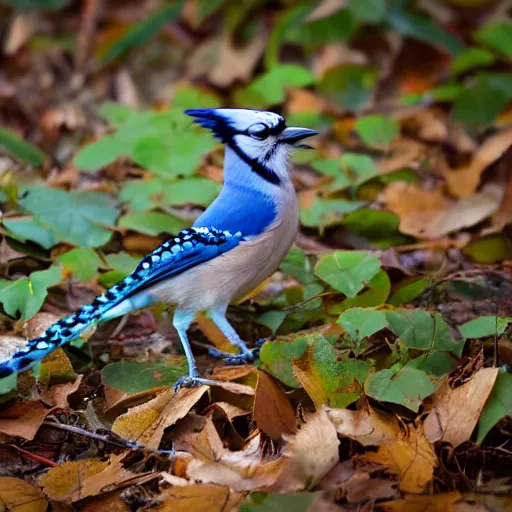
left=0, top=109, right=317, bottom=388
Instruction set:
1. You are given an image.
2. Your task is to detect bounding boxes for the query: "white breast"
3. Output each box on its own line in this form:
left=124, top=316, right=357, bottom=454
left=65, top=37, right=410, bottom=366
left=145, top=185, right=299, bottom=312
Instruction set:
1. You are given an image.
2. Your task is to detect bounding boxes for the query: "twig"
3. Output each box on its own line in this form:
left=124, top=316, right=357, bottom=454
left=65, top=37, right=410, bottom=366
left=6, top=444, right=57, bottom=467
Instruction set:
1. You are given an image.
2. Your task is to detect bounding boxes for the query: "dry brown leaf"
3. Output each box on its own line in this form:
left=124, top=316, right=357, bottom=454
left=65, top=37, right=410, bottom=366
left=443, top=127, right=512, bottom=198
left=358, top=421, right=436, bottom=494
left=379, top=491, right=463, bottom=512
left=381, top=181, right=501, bottom=239
left=22, top=313, right=60, bottom=338
left=424, top=368, right=499, bottom=447
left=4, top=12, right=38, bottom=54
left=278, top=407, right=339, bottom=491
left=151, top=483, right=244, bottom=512
left=0, top=335, right=28, bottom=363
left=112, top=386, right=209, bottom=449
left=0, top=476, right=48, bottom=512
left=377, top=138, right=426, bottom=174
left=342, top=472, right=399, bottom=504
left=40, top=374, right=84, bottom=409
left=210, top=365, right=256, bottom=382
left=39, top=454, right=154, bottom=504
left=253, top=370, right=297, bottom=440
left=0, top=400, right=55, bottom=440
left=187, top=32, right=267, bottom=88
left=80, top=492, right=130, bottom=512
left=327, top=407, right=397, bottom=446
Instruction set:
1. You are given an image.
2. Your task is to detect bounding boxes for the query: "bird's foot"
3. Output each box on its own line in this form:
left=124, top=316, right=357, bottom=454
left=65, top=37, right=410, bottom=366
left=173, top=374, right=213, bottom=391
left=207, top=346, right=258, bottom=365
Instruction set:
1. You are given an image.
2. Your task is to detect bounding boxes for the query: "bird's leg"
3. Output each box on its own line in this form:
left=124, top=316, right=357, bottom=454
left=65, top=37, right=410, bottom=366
left=207, top=306, right=256, bottom=364
left=172, top=310, right=205, bottom=390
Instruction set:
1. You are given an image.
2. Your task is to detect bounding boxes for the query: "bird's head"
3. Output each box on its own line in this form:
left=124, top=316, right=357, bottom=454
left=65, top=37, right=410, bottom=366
left=185, top=108, right=318, bottom=185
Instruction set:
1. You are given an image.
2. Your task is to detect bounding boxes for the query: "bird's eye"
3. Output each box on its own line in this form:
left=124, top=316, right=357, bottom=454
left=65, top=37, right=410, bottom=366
left=248, top=123, right=270, bottom=140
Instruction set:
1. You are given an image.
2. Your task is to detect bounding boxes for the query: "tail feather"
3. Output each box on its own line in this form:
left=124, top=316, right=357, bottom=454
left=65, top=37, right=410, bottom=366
left=0, top=267, right=145, bottom=379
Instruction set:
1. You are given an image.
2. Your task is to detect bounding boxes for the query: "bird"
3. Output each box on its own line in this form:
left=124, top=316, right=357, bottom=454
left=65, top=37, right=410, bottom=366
left=0, top=108, right=318, bottom=388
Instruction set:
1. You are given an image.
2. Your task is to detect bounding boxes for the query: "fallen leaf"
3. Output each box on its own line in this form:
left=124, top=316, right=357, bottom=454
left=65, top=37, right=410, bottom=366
left=253, top=370, right=297, bottom=440
left=0, top=476, right=48, bottom=512
left=377, top=138, right=426, bottom=174
left=39, top=454, right=154, bottom=503
left=38, top=348, right=77, bottom=387
left=0, top=335, right=28, bottom=364
left=0, top=400, right=55, bottom=440
left=151, top=483, right=244, bottom=512
left=22, top=312, right=60, bottom=338
left=112, top=386, right=209, bottom=449
left=342, top=472, right=399, bottom=504
left=326, top=407, right=396, bottom=446
left=187, top=32, right=267, bottom=88
left=443, top=127, right=512, bottom=198
left=279, top=407, right=340, bottom=491
left=381, top=181, right=501, bottom=239
left=39, top=374, right=84, bottom=409
left=424, top=368, right=499, bottom=447
left=358, top=421, right=436, bottom=494
left=379, top=491, right=463, bottom=512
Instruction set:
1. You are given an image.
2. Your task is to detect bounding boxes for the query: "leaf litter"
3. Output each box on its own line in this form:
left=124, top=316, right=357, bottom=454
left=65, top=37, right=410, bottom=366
left=0, top=0, right=511, bottom=510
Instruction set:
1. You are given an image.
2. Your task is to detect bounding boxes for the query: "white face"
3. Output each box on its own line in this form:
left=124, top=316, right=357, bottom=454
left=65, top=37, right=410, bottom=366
left=219, top=109, right=290, bottom=181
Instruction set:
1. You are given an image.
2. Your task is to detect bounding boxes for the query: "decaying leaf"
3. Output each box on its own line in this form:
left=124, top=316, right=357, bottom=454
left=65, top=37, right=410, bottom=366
left=0, top=400, right=56, bottom=440
left=358, top=421, right=436, bottom=494
left=0, top=476, right=48, bottom=512
left=379, top=491, right=464, bottom=512
left=280, top=407, right=340, bottom=491
left=112, top=386, right=209, bottom=449
left=39, top=453, right=154, bottom=503
left=253, top=370, right=297, bottom=440
left=424, top=368, right=499, bottom=447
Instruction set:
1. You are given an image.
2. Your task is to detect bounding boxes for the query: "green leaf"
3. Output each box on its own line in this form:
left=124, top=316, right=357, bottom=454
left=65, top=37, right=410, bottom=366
left=0, top=373, right=18, bottom=396
left=133, top=132, right=215, bottom=178
left=58, top=248, right=105, bottom=282
left=257, top=311, right=287, bottom=334
left=348, top=0, right=387, bottom=23
left=97, top=102, right=138, bottom=127
left=453, top=73, right=512, bottom=126
left=172, top=87, right=222, bottom=110
left=0, top=266, right=62, bottom=320
left=293, top=334, right=371, bottom=408
left=3, top=216, right=58, bottom=249
left=405, top=352, right=458, bottom=377
left=102, top=359, right=187, bottom=395
left=241, top=492, right=315, bottom=512
left=118, top=211, right=188, bottom=236
left=388, top=278, right=430, bottom=306
left=20, top=187, right=118, bottom=247
left=477, top=370, right=512, bottom=444
left=388, top=0, right=464, bottom=56
left=458, top=316, right=511, bottom=339
left=354, top=116, right=400, bottom=148
left=314, top=251, right=381, bottom=298
left=95, top=1, right=185, bottom=68
left=0, top=126, right=46, bottom=166
left=280, top=246, right=316, bottom=285
left=319, top=65, right=378, bottom=111
left=463, top=235, right=510, bottom=264
left=386, top=309, right=464, bottom=357
left=338, top=307, right=388, bottom=341
left=343, top=208, right=408, bottom=248
left=235, top=65, right=316, bottom=108
left=73, top=135, right=123, bottom=171
left=341, top=269, right=391, bottom=309
left=313, top=154, right=379, bottom=191
left=119, top=177, right=219, bottom=211
left=475, top=22, right=512, bottom=60
left=259, top=336, right=309, bottom=388
left=365, top=367, right=438, bottom=412
left=105, top=252, right=140, bottom=274
left=300, top=198, right=366, bottom=229
left=452, top=47, right=496, bottom=75
left=286, top=8, right=356, bottom=46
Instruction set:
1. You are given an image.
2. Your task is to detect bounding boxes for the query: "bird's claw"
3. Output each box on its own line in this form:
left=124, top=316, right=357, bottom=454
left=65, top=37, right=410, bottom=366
left=207, top=346, right=258, bottom=365
left=173, top=375, right=204, bottom=391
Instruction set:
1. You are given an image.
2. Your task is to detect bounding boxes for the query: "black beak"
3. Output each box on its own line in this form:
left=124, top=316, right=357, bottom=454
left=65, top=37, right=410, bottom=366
left=279, top=127, right=318, bottom=148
